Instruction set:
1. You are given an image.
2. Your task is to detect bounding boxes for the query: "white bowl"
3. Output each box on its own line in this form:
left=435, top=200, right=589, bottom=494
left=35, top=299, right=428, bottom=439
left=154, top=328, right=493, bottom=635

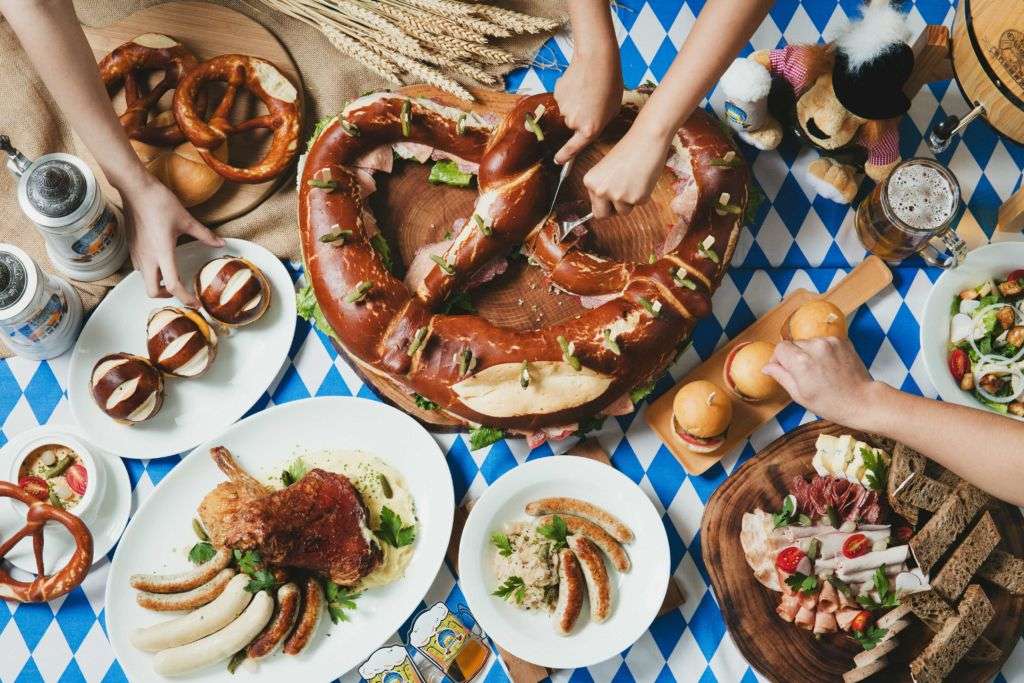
left=7, top=430, right=104, bottom=521
left=921, top=241, right=1024, bottom=417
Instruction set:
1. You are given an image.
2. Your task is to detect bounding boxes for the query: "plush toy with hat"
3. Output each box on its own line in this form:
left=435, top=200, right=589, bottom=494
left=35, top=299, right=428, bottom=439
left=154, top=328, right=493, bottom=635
left=719, top=0, right=914, bottom=203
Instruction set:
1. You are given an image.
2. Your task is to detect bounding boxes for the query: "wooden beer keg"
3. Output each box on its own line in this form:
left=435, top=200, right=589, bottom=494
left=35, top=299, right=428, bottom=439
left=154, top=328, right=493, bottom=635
left=951, top=0, right=1024, bottom=143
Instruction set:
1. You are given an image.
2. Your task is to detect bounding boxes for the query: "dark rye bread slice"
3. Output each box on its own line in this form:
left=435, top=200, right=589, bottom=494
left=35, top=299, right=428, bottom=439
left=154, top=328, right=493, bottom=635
left=910, top=585, right=995, bottom=683
left=935, top=468, right=963, bottom=487
left=910, top=482, right=991, bottom=573
left=932, top=511, right=1001, bottom=602
left=977, top=548, right=1024, bottom=595
left=898, top=474, right=952, bottom=514
left=906, top=591, right=1003, bottom=663
left=888, top=443, right=926, bottom=524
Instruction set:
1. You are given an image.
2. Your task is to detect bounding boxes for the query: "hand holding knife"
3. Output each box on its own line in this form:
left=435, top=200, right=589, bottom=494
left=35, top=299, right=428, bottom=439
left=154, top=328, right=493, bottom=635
left=548, top=158, right=594, bottom=242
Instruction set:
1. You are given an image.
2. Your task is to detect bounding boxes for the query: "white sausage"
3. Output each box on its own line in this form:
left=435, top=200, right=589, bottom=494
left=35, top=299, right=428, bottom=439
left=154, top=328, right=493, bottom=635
left=130, top=573, right=252, bottom=652
left=569, top=535, right=612, bottom=622
left=136, top=568, right=236, bottom=612
left=153, top=591, right=274, bottom=676
left=130, top=547, right=232, bottom=593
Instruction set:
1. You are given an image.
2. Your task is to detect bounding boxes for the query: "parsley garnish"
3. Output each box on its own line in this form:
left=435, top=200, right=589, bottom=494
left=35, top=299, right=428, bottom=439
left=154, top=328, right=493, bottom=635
left=537, top=515, right=568, bottom=549
left=376, top=506, right=416, bottom=548
left=784, top=572, right=819, bottom=595
left=245, top=569, right=278, bottom=594
left=856, top=568, right=900, bottom=610
left=851, top=625, right=888, bottom=651
left=323, top=580, right=361, bottom=623
left=861, top=447, right=888, bottom=491
left=281, top=457, right=308, bottom=487
left=827, top=575, right=853, bottom=598
left=491, top=532, right=514, bottom=557
left=233, top=549, right=263, bottom=576
left=188, top=541, right=216, bottom=565
left=469, top=425, right=503, bottom=450
left=493, top=576, right=526, bottom=604
left=772, top=495, right=798, bottom=529
left=412, top=393, right=439, bottom=411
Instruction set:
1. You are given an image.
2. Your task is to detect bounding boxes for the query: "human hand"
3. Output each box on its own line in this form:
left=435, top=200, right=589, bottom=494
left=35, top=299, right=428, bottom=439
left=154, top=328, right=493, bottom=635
left=762, top=337, right=879, bottom=425
left=553, top=57, right=623, bottom=165
left=581, top=127, right=668, bottom=217
left=118, top=175, right=223, bottom=304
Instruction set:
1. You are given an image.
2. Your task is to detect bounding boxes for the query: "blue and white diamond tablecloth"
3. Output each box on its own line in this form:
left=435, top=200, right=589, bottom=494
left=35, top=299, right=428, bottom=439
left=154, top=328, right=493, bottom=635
left=3, top=1, right=1024, bottom=682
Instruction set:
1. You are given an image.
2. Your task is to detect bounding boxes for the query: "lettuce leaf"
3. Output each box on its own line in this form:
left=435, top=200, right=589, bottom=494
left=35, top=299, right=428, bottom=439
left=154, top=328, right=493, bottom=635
left=428, top=159, right=474, bottom=188
left=296, top=284, right=338, bottom=340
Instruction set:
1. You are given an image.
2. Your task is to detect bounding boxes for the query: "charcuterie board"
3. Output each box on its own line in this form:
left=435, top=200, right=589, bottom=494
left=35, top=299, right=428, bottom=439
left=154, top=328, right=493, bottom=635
left=345, top=84, right=694, bottom=429
left=646, top=255, right=893, bottom=474
left=701, top=420, right=1024, bottom=683
left=76, top=1, right=304, bottom=223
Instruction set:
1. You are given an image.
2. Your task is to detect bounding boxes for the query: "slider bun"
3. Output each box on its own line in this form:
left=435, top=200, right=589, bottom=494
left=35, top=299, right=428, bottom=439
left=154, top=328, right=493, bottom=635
left=724, top=341, right=780, bottom=402
left=130, top=111, right=227, bottom=207
left=787, top=300, right=846, bottom=341
left=672, top=380, right=732, bottom=438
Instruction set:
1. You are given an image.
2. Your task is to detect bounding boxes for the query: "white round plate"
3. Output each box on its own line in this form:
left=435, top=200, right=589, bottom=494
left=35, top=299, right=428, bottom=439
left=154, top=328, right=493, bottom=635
left=68, top=238, right=296, bottom=459
left=921, top=241, right=1024, bottom=417
left=458, top=456, right=670, bottom=670
left=105, top=396, right=454, bottom=682
left=0, top=424, right=131, bottom=572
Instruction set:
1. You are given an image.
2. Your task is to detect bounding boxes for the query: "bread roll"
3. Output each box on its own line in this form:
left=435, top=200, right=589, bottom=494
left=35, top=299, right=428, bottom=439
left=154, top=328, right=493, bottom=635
left=130, top=111, right=227, bottom=207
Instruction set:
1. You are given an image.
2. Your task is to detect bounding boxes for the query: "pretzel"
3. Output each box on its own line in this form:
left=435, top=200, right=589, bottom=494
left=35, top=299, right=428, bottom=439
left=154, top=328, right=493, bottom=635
left=173, top=54, right=302, bottom=183
left=0, top=481, right=93, bottom=602
left=298, top=90, right=747, bottom=432
left=99, top=34, right=200, bottom=146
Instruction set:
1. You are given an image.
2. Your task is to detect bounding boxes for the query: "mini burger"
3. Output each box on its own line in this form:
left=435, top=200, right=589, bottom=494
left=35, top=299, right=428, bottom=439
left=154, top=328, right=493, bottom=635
left=672, top=380, right=733, bottom=453
left=787, top=300, right=847, bottom=341
left=723, top=341, right=780, bottom=402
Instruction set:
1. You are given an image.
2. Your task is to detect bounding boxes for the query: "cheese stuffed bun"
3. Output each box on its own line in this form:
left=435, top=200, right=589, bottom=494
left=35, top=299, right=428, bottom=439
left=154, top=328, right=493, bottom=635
left=672, top=380, right=733, bottom=454
left=723, top=341, right=781, bottom=402
left=787, top=300, right=847, bottom=341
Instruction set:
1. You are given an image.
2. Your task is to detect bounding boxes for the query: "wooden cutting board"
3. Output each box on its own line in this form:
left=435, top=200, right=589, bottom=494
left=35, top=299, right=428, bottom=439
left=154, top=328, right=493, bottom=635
left=76, top=1, right=304, bottom=224
left=646, top=255, right=893, bottom=475
left=341, top=84, right=688, bottom=430
left=701, top=420, right=1024, bottom=683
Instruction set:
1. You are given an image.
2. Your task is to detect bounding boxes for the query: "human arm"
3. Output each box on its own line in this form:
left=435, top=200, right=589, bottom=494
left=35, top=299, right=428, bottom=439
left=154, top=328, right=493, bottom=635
left=762, top=336, right=1024, bottom=506
left=0, top=0, right=221, bottom=302
left=583, top=0, right=773, bottom=217
left=553, top=0, right=622, bottom=164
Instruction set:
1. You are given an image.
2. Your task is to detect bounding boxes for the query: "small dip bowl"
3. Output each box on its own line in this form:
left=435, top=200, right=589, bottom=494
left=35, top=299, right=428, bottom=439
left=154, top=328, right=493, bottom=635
left=7, top=431, right=104, bottom=521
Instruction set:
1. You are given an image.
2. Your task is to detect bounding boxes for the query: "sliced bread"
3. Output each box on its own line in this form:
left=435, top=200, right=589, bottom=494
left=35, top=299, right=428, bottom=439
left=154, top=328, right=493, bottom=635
left=905, top=590, right=1002, bottom=662
left=977, top=548, right=1024, bottom=595
left=853, top=636, right=897, bottom=668
left=909, top=585, right=994, bottom=683
left=876, top=602, right=912, bottom=629
left=910, top=482, right=990, bottom=573
left=935, top=468, right=964, bottom=487
left=898, top=474, right=951, bottom=514
left=932, top=512, right=1001, bottom=602
left=843, top=659, right=888, bottom=683
left=888, top=443, right=926, bottom=524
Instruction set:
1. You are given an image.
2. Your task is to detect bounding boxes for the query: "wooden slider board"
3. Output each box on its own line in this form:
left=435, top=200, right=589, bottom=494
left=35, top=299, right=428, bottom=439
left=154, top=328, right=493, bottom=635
left=646, top=256, right=893, bottom=475
left=445, top=438, right=685, bottom=683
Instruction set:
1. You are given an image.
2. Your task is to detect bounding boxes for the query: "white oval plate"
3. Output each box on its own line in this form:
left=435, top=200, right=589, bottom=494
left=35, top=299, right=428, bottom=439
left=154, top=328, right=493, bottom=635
left=921, top=241, right=1024, bottom=417
left=105, top=396, right=454, bottom=682
left=68, top=238, right=296, bottom=459
left=459, top=456, right=670, bottom=670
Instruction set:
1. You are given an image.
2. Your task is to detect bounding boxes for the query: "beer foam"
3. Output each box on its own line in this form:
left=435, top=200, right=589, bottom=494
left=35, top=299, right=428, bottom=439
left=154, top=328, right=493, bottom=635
left=358, top=645, right=410, bottom=678
left=886, top=163, right=955, bottom=231
left=410, top=603, right=448, bottom=647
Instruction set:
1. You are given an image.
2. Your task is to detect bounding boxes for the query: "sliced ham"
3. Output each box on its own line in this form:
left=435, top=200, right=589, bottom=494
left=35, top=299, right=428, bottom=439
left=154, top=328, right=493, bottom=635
left=360, top=209, right=381, bottom=237
left=837, top=589, right=858, bottom=611
left=798, top=587, right=818, bottom=611
left=354, top=145, right=394, bottom=174
left=404, top=239, right=452, bottom=293
left=393, top=141, right=433, bottom=163
left=354, top=168, right=376, bottom=198
left=661, top=181, right=698, bottom=254
left=430, top=150, right=479, bottom=175
left=526, top=431, right=547, bottom=450
left=465, top=256, right=508, bottom=289
left=813, top=610, right=838, bottom=634
left=777, top=593, right=801, bottom=622
left=835, top=607, right=861, bottom=631
left=544, top=424, right=577, bottom=441
left=817, top=580, right=839, bottom=613
left=836, top=546, right=908, bottom=575
left=603, top=393, right=635, bottom=416
left=795, top=605, right=816, bottom=630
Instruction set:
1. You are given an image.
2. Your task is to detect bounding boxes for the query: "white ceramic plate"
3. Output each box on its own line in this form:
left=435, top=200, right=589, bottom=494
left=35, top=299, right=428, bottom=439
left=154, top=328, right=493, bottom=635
left=68, top=238, right=296, bottom=459
left=921, top=241, right=1024, bottom=417
left=458, top=456, right=670, bottom=670
left=105, top=396, right=454, bottom=682
left=0, top=424, right=131, bottom=572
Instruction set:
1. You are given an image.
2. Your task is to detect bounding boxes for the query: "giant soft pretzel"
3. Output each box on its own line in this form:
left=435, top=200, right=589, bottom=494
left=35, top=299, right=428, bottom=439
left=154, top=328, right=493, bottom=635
left=99, top=34, right=200, bottom=146
left=173, top=54, right=302, bottom=183
left=0, top=481, right=93, bottom=602
left=299, top=90, right=747, bottom=434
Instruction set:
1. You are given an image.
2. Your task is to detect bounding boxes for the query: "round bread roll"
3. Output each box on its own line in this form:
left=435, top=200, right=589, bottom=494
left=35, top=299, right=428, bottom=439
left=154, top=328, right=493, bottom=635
left=146, top=306, right=218, bottom=377
left=787, top=300, right=847, bottom=341
left=91, top=352, right=164, bottom=424
left=672, top=380, right=732, bottom=453
left=723, top=341, right=780, bottom=402
left=194, top=256, right=271, bottom=327
left=130, top=111, right=227, bottom=207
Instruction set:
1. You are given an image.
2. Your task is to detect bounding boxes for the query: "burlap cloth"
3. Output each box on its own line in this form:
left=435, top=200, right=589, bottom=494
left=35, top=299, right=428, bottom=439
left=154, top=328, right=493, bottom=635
left=0, top=0, right=565, bottom=357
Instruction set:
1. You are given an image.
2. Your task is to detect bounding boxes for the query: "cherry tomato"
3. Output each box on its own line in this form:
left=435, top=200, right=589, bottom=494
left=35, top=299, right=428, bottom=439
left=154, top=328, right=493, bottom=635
left=893, top=525, right=913, bottom=543
left=65, top=463, right=87, bottom=496
left=843, top=533, right=871, bottom=559
left=948, top=348, right=969, bottom=382
left=1007, top=269, right=1024, bottom=284
left=775, top=546, right=805, bottom=574
left=850, top=610, right=873, bottom=633
left=18, top=475, right=48, bottom=501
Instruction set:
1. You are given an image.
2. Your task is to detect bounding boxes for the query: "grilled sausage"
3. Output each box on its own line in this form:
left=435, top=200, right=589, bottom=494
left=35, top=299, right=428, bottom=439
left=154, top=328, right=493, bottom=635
left=130, top=573, right=252, bottom=652
left=247, top=582, right=300, bottom=659
left=526, top=497, right=633, bottom=543
left=136, top=568, right=235, bottom=611
left=569, top=536, right=612, bottom=622
left=283, top=576, right=322, bottom=655
left=553, top=549, right=584, bottom=635
left=537, top=514, right=630, bottom=572
left=130, top=547, right=232, bottom=593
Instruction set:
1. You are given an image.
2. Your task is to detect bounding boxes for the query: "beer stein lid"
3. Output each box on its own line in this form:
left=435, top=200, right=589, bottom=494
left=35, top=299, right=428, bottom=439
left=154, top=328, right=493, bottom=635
left=26, top=160, right=86, bottom=218
left=0, top=244, right=39, bottom=321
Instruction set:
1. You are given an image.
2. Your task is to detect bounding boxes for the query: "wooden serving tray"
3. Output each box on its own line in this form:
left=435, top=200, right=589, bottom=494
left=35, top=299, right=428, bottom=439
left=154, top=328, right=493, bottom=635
left=646, top=255, right=893, bottom=475
left=77, top=1, right=304, bottom=224
left=701, top=420, right=1024, bottom=682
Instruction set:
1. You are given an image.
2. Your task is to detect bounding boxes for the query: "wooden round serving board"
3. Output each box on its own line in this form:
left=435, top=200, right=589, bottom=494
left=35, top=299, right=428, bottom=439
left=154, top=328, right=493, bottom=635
left=701, top=420, right=1024, bottom=683
left=951, top=0, right=1024, bottom=143
left=348, top=84, right=682, bottom=429
left=76, top=1, right=304, bottom=224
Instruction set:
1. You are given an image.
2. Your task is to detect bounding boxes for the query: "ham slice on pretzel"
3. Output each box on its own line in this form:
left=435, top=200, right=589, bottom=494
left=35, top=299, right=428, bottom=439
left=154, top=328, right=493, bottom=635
left=299, top=89, right=747, bottom=432
left=99, top=33, right=200, bottom=146
left=0, top=481, right=93, bottom=602
left=173, top=54, right=302, bottom=183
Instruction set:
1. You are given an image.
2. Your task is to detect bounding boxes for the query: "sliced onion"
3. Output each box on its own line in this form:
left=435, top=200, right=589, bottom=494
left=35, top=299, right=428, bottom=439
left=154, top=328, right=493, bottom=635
left=976, top=366, right=1024, bottom=404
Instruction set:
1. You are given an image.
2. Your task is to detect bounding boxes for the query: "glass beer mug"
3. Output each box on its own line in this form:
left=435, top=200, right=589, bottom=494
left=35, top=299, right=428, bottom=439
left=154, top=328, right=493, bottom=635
left=409, top=602, right=490, bottom=682
left=854, top=158, right=966, bottom=268
left=359, top=644, right=426, bottom=683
